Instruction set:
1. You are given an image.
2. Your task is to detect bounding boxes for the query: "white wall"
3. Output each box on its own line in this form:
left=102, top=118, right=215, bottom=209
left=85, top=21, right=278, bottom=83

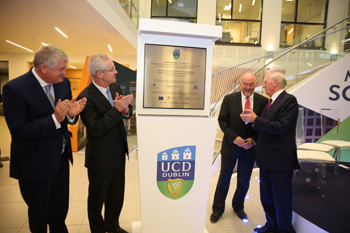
left=261, top=0, right=282, bottom=52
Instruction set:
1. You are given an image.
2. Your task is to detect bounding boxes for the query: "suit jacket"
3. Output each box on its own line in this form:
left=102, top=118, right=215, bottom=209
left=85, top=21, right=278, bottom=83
left=219, top=92, right=268, bottom=157
left=3, top=69, right=76, bottom=182
left=77, top=82, right=132, bottom=171
left=253, top=90, right=300, bottom=171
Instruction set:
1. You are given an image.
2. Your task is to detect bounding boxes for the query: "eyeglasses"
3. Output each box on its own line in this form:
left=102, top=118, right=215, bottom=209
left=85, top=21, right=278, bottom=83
left=99, top=66, right=116, bottom=73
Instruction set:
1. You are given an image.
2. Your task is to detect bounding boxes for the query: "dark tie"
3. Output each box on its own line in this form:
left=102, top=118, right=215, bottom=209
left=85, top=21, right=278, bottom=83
left=44, top=84, right=55, bottom=108
left=244, top=96, right=251, bottom=110
left=266, top=99, right=272, bottom=112
left=106, top=88, right=114, bottom=107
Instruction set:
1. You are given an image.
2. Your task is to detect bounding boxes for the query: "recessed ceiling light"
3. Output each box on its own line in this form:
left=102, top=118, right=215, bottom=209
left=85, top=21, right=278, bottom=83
left=41, top=42, right=48, bottom=46
left=55, top=27, right=68, bottom=38
left=6, top=40, right=33, bottom=52
left=239, top=4, right=242, bottom=12
left=69, top=65, right=76, bottom=69
left=108, top=44, right=113, bottom=52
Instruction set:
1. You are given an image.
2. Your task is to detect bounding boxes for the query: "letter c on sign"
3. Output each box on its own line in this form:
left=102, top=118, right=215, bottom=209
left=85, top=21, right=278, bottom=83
left=343, top=86, right=350, bottom=101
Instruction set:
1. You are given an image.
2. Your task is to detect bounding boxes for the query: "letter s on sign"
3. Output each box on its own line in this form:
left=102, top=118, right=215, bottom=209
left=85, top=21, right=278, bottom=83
left=329, top=85, right=340, bottom=101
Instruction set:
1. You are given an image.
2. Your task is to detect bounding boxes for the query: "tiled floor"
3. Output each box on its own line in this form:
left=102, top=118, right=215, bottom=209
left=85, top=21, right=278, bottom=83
left=0, top=116, right=265, bottom=233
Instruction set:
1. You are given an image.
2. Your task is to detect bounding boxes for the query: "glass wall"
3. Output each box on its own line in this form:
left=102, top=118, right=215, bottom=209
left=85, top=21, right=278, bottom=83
left=281, top=0, right=328, bottom=47
left=216, top=0, right=262, bottom=45
left=151, top=0, right=197, bottom=23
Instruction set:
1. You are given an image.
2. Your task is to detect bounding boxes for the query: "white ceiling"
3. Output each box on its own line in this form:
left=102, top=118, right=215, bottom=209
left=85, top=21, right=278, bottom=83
left=0, top=0, right=137, bottom=68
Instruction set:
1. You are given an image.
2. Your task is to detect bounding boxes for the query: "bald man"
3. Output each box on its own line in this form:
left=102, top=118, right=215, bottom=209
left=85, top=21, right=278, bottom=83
left=210, top=73, right=268, bottom=223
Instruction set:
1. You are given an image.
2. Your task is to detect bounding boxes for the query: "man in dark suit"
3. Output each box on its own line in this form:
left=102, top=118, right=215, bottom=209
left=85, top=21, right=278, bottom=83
left=210, top=73, right=268, bottom=223
left=2, top=44, right=87, bottom=233
left=77, top=53, right=133, bottom=233
left=240, top=72, right=300, bottom=233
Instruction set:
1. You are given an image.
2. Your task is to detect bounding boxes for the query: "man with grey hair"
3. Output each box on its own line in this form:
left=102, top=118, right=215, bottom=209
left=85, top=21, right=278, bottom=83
left=3, top=44, right=87, bottom=233
left=77, top=53, right=133, bottom=233
left=240, top=72, right=300, bottom=233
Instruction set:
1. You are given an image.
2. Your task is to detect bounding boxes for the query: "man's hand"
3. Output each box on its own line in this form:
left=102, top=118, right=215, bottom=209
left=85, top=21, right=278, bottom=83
left=240, top=109, right=257, bottom=123
left=242, top=138, right=254, bottom=150
left=68, top=97, right=87, bottom=118
left=54, top=99, right=70, bottom=122
left=234, top=136, right=245, bottom=147
left=113, top=93, right=133, bottom=113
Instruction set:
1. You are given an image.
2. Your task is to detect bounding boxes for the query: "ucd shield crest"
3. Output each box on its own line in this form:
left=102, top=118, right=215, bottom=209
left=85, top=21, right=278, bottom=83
left=157, top=146, right=196, bottom=200
left=173, top=50, right=180, bottom=59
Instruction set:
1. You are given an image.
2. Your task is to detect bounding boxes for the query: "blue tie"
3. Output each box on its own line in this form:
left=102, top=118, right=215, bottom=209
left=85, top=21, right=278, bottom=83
left=106, top=88, right=114, bottom=107
left=44, top=84, right=55, bottom=108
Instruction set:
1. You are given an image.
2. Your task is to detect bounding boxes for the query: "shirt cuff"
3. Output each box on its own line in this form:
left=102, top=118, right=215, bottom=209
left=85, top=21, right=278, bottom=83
left=51, top=114, right=61, bottom=129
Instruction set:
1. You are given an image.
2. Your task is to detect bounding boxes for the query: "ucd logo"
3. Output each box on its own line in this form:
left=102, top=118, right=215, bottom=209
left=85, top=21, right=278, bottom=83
left=157, top=146, right=196, bottom=200
left=173, top=50, right=180, bottom=60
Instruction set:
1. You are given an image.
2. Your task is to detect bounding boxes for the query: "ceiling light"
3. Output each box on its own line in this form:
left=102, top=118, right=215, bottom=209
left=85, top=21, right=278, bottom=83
left=168, top=0, right=172, bottom=3
left=288, top=28, right=294, bottom=34
left=6, top=40, right=33, bottom=52
left=108, top=44, right=113, bottom=52
left=307, top=63, right=313, bottom=66
left=239, top=4, right=242, bottom=12
left=41, top=42, right=48, bottom=46
left=224, top=3, right=231, bottom=10
left=252, top=0, right=255, bottom=6
left=69, top=65, right=76, bottom=69
left=55, top=27, right=68, bottom=38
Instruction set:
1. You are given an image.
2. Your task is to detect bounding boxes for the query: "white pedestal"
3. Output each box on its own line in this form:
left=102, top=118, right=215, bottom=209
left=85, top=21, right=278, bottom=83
left=136, top=115, right=217, bottom=233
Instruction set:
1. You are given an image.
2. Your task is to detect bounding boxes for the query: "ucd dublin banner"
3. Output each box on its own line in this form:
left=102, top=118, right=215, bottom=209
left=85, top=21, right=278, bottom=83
left=157, top=146, right=196, bottom=200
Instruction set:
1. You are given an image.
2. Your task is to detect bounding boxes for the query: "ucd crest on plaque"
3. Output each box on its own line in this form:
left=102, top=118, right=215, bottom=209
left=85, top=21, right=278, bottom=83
left=156, top=146, right=196, bottom=200
left=173, top=49, right=180, bottom=59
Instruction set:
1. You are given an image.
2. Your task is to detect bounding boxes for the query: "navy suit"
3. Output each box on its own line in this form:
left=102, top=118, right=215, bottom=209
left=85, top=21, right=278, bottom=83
left=213, top=92, right=268, bottom=214
left=252, top=90, right=300, bottom=233
left=3, top=69, right=76, bottom=233
left=77, top=82, right=132, bottom=233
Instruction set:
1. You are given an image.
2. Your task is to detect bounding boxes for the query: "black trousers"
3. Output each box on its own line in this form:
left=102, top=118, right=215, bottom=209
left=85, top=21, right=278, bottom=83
left=212, top=146, right=255, bottom=214
left=259, top=169, right=296, bottom=233
left=19, top=151, right=70, bottom=233
left=87, top=161, right=126, bottom=233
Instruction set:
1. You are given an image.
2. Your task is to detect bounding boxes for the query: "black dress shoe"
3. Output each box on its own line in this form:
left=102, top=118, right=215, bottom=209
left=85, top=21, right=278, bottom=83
left=254, top=226, right=278, bottom=233
left=210, top=212, right=221, bottom=223
left=235, top=210, right=247, bottom=220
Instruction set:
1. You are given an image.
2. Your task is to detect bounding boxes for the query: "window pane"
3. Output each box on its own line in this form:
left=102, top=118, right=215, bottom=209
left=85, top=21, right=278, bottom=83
left=281, top=0, right=296, bottom=21
left=232, top=0, right=262, bottom=20
left=216, top=20, right=260, bottom=44
left=168, top=0, right=197, bottom=17
left=217, top=0, right=232, bottom=19
left=297, top=0, right=327, bottom=23
left=152, top=0, right=167, bottom=16
left=281, top=24, right=324, bottom=46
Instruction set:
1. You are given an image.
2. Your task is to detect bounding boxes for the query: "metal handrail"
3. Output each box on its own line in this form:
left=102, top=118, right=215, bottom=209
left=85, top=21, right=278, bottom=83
left=210, top=15, right=350, bottom=117
left=254, top=15, right=350, bottom=74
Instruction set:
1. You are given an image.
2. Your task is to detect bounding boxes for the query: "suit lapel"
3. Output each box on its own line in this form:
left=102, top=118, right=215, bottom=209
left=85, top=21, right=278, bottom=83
left=265, top=90, right=286, bottom=117
left=90, top=82, right=113, bottom=109
left=28, top=72, right=55, bottom=111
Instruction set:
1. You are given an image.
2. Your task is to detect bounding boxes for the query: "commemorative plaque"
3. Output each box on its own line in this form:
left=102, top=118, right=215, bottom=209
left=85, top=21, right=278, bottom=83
left=143, top=44, right=206, bottom=109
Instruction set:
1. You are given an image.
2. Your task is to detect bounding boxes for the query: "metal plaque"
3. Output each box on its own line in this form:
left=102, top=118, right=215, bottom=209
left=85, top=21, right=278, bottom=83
left=143, top=44, right=206, bottom=109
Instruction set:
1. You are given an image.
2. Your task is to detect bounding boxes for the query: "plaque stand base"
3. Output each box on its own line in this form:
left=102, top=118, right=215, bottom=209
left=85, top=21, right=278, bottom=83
left=131, top=222, right=209, bottom=233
